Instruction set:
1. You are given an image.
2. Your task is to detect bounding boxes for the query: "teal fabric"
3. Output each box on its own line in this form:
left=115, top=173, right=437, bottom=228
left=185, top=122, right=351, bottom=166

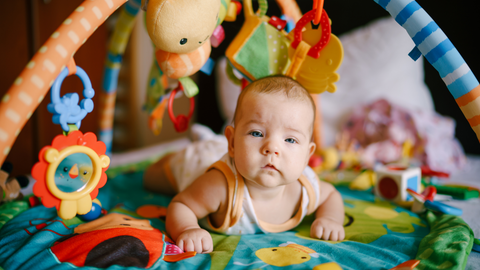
left=0, top=172, right=474, bottom=270
left=0, top=200, right=29, bottom=230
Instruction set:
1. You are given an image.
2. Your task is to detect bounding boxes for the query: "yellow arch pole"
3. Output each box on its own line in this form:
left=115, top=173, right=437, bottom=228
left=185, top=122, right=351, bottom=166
left=0, top=0, right=127, bottom=166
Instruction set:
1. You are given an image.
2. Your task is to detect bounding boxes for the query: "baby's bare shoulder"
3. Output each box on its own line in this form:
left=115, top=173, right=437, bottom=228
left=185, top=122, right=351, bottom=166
left=174, top=169, right=229, bottom=213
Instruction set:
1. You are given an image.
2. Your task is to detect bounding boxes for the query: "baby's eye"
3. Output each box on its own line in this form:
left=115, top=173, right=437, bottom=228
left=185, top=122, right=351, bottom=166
left=179, top=38, right=188, bottom=45
left=250, top=131, right=263, bottom=137
left=285, top=138, right=297, bottom=144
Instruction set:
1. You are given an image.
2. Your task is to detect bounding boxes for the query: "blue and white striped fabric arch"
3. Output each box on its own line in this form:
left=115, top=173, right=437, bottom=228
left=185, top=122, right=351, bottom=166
left=374, top=0, right=479, bottom=99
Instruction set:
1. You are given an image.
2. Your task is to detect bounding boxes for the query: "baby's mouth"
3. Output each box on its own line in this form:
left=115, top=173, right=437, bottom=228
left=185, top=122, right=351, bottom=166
left=262, top=164, right=278, bottom=171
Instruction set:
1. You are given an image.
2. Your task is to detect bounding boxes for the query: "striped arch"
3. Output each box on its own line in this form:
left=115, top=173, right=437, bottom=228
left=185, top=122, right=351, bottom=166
left=98, top=0, right=142, bottom=153
left=374, top=0, right=480, bottom=141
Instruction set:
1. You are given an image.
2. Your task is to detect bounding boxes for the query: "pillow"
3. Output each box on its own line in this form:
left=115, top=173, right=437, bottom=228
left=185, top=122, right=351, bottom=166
left=320, top=17, right=434, bottom=146
left=215, top=17, right=434, bottom=146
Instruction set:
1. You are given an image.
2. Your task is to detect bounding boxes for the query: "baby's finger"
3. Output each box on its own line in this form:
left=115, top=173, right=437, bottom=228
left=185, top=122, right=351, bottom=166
left=193, top=238, right=204, bottom=254
left=184, top=239, right=195, bottom=252
left=202, top=237, right=213, bottom=253
left=322, top=228, right=332, bottom=241
left=338, top=228, right=345, bottom=241
left=311, top=226, right=323, bottom=239
left=177, top=239, right=184, bottom=251
left=330, top=231, right=339, bottom=242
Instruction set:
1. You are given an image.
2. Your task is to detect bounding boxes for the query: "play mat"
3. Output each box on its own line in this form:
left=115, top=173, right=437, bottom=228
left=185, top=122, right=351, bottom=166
left=1, top=0, right=480, bottom=269
left=0, top=147, right=475, bottom=269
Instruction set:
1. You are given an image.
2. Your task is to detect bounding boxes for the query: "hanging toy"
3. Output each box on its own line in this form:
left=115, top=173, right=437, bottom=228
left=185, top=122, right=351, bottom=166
left=32, top=60, right=110, bottom=220
left=141, top=0, right=240, bottom=136
left=142, top=0, right=239, bottom=79
left=78, top=198, right=106, bottom=221
left=225, top=0, right=291, bottom=82
left=287, top=8, right=343, bottom=94
left=47, top=64, right=94, bottom=132
left=168, top=83, right=195, bottom=133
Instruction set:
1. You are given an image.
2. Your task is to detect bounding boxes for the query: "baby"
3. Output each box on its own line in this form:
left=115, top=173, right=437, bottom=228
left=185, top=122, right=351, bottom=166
left=144, top=75, right=345, bottom=254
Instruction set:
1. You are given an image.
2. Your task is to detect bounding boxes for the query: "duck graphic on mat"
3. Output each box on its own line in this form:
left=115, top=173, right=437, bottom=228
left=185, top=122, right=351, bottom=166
left=234, top=242, right=320, bottom=268
left=256, top=242, right=320, bottom=266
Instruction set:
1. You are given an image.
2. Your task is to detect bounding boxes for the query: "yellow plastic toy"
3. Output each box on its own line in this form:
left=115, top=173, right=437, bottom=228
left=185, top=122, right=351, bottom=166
left=349, top=170, right=376, bottom=191
left=287, top=8, right=343, bottom=94
left=32, top=131, right=110, bottom=220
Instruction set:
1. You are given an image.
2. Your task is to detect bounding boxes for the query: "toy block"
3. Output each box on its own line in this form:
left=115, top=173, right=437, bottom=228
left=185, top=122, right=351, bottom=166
left=268, top=16, right=287, bottom=31
left=374, top=165, right=421, bottom=202
left=210, top=25, right=225, bottom=48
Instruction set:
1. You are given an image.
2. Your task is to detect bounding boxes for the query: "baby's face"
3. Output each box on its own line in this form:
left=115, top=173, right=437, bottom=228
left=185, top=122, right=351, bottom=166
left=230, top=92, right=315, bottom=188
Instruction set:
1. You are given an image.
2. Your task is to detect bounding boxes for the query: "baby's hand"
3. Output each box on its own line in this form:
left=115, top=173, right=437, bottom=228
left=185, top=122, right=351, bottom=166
left=176, top=228, right=213, bottom=254
left=310, top=217, right=345, bottom=241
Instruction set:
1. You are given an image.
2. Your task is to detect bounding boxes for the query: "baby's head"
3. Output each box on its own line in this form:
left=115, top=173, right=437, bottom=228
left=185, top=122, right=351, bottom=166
left=226, top=75, right=317, bottom=188
left=233, top=75, right=316, bottom=133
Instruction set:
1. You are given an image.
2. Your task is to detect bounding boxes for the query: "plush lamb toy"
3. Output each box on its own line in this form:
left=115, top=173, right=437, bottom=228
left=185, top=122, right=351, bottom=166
left=141, top=0, right=224, bottom=78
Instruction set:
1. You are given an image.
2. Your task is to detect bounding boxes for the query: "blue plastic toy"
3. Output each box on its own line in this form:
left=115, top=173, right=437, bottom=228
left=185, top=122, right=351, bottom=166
left=78, top=201, right=103, bottom=221
left=424, top=200, right=463, bottom=216
left=47, top=66, right=95, bottom=132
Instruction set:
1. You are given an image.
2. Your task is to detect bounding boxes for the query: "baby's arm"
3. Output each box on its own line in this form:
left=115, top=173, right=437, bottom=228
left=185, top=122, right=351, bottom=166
left=310, top=180, right=345, bottom=241
left=166, top=169, right=227, bottom=254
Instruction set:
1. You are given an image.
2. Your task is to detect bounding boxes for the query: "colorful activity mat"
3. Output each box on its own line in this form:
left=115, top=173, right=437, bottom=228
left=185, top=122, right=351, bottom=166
left=0, top=154, right=475, bottom=270
left=0, top=0, right=479, bottom=269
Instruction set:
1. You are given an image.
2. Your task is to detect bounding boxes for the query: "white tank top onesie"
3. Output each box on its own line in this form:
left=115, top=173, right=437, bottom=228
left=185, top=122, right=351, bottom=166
left=199, top=154, right=321, bottom=235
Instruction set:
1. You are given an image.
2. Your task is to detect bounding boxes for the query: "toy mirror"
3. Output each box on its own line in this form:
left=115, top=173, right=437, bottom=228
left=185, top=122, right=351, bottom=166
left=32, top=131, right=110, bottom=220
left=54, top=152, right=93, bottom=193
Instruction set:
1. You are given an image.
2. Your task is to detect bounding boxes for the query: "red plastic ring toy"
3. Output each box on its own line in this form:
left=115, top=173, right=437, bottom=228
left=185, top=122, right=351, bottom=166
left=168, top=83, right=195, bottom=132
left=290, top=9, right=331, bottom=59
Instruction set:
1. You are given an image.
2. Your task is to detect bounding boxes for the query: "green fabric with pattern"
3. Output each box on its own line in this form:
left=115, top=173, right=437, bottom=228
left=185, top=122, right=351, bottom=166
left=235, top=23, right=269, bottom=79
left=0, top=201, right=29, bottom=230
left=234, top=21, right=291, bottom=80
left=415, top=211, right=474, bottom=270
left=210, top=234, right=241, bottom=270
left=265, top=24, right=290, bottom=75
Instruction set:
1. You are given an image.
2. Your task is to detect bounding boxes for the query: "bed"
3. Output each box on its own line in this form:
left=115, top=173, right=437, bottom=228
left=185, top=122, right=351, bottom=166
left=0, top=0, right=479, bottom=269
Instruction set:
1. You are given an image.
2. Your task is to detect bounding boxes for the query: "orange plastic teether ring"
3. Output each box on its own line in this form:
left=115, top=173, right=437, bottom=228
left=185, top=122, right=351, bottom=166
left=291, top=9, right=331, bottom=59
left=313, top=0, right=324, bottom=25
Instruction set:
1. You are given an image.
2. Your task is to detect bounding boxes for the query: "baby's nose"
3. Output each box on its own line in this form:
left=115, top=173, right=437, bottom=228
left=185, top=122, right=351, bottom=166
left=262, top=142, right=279, bottom=155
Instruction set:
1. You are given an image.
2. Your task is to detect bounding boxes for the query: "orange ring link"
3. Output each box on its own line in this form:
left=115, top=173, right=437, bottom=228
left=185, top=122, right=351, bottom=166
left=313, top=0, right=324, bottom=25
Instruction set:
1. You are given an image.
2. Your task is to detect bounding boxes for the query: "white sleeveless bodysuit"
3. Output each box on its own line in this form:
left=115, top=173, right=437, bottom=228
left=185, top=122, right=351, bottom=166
left=198, top=153, right=321, bottom=235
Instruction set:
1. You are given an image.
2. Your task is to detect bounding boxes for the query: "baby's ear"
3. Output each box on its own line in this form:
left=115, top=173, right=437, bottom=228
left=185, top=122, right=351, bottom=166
left=141, top=0, right=149, bottom=11
left=224, top=125, right=235, bottom=158
left=307, top=142, right=316, bottom=163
